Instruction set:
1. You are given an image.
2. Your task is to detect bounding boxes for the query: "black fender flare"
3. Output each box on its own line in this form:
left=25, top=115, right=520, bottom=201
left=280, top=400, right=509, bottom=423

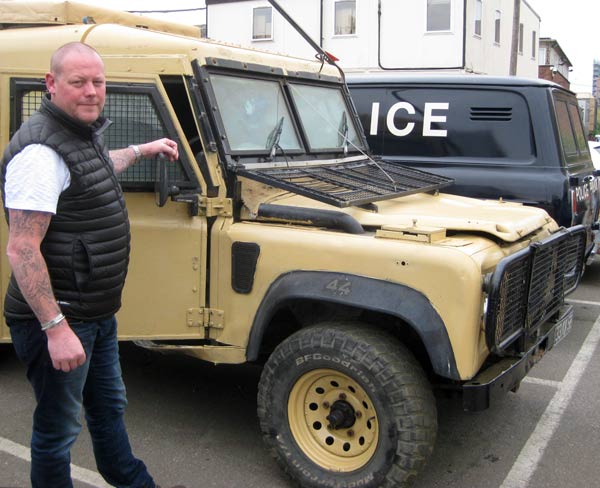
left=246, top=271, right=460, bottom=380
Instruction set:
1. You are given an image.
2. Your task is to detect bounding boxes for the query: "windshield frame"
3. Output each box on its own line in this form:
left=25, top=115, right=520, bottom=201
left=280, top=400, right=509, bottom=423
left=202, top=70, right=305, bottom=159
left=197, top=64, right=368, bottom=167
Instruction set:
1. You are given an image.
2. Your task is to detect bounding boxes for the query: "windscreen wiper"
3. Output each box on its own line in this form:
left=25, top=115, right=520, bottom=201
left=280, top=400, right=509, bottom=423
left=339, top=111, right=349, bottom=156
left=266, top=116, right=284, bottom=159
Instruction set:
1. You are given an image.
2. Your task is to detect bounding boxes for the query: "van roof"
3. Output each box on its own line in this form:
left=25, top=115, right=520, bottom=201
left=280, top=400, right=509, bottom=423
left=346, top=72, right=570, bottom=93
left=0, top=0, right=201, bottom=38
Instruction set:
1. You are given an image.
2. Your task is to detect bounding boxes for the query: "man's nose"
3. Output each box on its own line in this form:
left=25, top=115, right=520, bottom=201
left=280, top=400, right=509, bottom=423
left=83, top=81, right=97, bottom=95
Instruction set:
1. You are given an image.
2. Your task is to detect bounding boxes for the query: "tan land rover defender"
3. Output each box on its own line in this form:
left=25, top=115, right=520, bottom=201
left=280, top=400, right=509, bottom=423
left=0, top=3, right=586, bottom=487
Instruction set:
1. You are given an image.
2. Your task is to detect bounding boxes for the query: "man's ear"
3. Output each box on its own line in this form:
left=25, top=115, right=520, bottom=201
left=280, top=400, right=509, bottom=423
left=45, top=72, right=55, bottom=96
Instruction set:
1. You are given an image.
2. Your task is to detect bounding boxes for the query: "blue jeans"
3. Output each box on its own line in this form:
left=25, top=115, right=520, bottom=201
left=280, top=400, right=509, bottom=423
left=9, top=316, right=155, bottom=488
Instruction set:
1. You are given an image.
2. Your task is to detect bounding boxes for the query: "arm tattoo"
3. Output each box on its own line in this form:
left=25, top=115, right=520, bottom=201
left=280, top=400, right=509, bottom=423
left=109, top=148, right=136, bottom=175
left=6, top=210, right=61, bottom=319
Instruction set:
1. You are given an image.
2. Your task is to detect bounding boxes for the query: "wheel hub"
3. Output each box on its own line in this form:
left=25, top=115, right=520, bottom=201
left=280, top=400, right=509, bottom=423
left=288, top=369, right=379, bottom=471
left=326, top=400, right=356, bottom=430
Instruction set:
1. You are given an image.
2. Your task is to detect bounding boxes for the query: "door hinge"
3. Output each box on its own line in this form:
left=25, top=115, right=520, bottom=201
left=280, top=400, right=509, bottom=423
left=186, top=308, right=224, bottom=330
left=199, top=197, right=232, bottom=217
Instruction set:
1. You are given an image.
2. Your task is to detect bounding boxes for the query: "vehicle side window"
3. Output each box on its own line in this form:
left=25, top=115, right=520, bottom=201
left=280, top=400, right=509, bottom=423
left=102, top=89, right=190, bottom=190
left=555, top=100, right=577, bottom=157
left=555, top=97, right=589, bottom=166
left=10, top=80, right=192, bottom=191
left=568, top=103, right=588, bottom=155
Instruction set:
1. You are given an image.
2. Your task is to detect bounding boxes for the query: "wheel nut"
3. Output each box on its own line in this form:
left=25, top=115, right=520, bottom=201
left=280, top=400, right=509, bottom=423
left=339, top=393, right=347, bottom=400
left=322, top=401, right=330, bottom=409
left=347, top=430, right=354, bottom=437
left=355, top=411, right=362, bottom=418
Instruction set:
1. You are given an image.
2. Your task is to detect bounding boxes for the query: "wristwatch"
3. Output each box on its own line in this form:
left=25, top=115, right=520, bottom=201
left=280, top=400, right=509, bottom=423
left=128, top=144, right=142, bottom=162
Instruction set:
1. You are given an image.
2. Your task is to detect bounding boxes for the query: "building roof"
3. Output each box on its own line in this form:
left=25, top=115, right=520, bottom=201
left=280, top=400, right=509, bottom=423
left=539, top=37, right=573, bottom=68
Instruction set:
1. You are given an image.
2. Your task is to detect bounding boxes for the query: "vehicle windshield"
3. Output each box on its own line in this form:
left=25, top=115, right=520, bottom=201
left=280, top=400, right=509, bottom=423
left=208, top=72, right=362, bottom=156
left=210, top=74, right=301, bottom=153
left=288, top=83, right=361, bottom=152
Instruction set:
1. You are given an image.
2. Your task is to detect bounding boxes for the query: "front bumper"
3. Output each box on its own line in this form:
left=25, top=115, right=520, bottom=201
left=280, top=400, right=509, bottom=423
left=462, top=305, right=573, bottom=411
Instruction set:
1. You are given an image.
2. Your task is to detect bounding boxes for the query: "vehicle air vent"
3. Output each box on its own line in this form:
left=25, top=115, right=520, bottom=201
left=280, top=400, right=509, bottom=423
left=470, top=107, right=512, bottom=121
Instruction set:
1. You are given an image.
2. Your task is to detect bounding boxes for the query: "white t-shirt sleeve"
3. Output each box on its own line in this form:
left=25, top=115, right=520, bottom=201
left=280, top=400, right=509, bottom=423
left=5, top=144, right=71, bottom=214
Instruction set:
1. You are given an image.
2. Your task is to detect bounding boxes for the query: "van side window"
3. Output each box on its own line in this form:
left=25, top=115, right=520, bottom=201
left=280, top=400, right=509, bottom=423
left=555, top=101, right=577, bottom=157
left=555, top=97, right=588, bottom=166
left=568, top=103, right=588, bottom=154
left=10, top=79, right=193, bottom=191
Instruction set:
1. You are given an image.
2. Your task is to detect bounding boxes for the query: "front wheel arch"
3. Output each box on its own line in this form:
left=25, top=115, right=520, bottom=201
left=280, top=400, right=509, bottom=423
left=247, top=271, right=459, bottom=380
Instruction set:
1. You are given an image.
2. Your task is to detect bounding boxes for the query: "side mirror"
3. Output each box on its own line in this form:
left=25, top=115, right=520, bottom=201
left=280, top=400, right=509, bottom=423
left=155, top=154, right=180, bottom=207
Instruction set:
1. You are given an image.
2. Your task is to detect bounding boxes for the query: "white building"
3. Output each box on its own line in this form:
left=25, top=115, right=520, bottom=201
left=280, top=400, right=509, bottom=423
left=206, top=0, right=540, bottom=78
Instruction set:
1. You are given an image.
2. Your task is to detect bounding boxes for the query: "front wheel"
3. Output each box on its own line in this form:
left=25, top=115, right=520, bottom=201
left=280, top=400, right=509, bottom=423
left=257, top=322, right=437, bottom=488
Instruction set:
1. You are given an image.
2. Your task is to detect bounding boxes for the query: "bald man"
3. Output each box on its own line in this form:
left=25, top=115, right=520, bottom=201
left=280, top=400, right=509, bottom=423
left=1, top=42, right=182, bottom=488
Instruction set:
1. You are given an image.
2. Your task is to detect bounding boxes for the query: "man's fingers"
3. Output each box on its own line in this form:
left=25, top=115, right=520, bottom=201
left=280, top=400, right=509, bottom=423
left=52, top=354, right=86, bottom=372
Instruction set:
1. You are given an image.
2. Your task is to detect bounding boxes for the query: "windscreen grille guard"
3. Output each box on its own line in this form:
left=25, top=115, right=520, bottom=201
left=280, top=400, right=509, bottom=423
left=237, top=158, right=453, bottom=207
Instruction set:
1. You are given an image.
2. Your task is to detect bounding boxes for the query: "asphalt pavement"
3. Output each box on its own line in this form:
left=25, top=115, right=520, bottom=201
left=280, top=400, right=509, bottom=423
left=1, top=262, right=599, bottom=488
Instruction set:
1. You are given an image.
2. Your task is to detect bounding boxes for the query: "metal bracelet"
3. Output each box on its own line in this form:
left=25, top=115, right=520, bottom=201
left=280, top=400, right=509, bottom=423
left=40, top=313, right=65, bottom=331
left=128, top=144, right=142, bottom=162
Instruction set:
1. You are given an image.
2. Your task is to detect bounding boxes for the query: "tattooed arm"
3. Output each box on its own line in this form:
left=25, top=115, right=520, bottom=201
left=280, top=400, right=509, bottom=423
left=109, top=137, right=179, bottom=174
left=6, top=209, right=86, bottom=372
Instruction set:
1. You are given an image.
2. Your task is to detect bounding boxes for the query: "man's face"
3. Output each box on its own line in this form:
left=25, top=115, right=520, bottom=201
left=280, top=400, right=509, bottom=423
left=45, top=50, right=106, bottom=125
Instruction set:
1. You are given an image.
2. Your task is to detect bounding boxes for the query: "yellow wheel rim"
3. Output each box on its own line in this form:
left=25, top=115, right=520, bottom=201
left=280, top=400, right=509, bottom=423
left=288, top=368, right=379, bottom=472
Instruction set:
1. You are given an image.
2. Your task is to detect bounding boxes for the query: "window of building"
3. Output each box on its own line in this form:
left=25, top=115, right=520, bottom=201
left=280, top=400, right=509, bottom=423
left=253, top=6, right=273, bottom=40
left=474, top=0, right=482, bottom=36
left=531, top=31, right=537, bottom=59
left=518, top=23, right=524, bottom=53
left=494, top=10, right=501, bottom=44
left=334, top=0, right=356, bottom=35
left=427, top=0, right=451, bottom=32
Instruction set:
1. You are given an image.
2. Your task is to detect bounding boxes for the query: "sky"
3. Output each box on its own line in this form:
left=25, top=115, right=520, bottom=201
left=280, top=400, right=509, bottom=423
left=80, top=0, right=597, bottom=94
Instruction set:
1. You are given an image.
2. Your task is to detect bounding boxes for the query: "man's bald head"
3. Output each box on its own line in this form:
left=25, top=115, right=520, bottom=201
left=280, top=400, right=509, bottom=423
left=50, top=42, right=104, bottom=78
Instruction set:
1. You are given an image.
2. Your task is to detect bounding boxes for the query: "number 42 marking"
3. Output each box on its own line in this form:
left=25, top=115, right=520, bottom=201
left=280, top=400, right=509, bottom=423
left=325, top=279, right=352, bottom=296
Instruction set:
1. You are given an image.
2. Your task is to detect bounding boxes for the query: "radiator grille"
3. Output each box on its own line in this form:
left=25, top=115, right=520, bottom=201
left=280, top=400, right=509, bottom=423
left=485, top=225, right=586, bottom=354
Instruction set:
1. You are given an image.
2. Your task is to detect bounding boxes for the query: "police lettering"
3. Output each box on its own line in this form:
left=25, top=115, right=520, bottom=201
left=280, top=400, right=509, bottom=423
left=369, top=101, right=449, bottom=137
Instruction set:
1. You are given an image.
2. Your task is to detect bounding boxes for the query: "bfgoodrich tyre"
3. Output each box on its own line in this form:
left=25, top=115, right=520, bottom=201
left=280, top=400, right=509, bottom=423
left=257, top=322, right=437, bottom=488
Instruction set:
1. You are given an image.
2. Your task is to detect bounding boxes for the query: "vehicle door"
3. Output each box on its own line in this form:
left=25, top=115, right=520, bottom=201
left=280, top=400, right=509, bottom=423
left=553, top=91, right=600, bottom=254
left=6, top=76, right=208, bottom=340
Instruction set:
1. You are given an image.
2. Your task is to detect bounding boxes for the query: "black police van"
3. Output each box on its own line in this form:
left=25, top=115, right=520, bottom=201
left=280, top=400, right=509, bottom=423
left=347, top=73, right=600, bottom=261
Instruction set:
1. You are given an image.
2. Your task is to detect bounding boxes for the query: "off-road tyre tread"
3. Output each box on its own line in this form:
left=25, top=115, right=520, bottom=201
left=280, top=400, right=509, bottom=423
left=257, top=322, right=437, bottom=488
